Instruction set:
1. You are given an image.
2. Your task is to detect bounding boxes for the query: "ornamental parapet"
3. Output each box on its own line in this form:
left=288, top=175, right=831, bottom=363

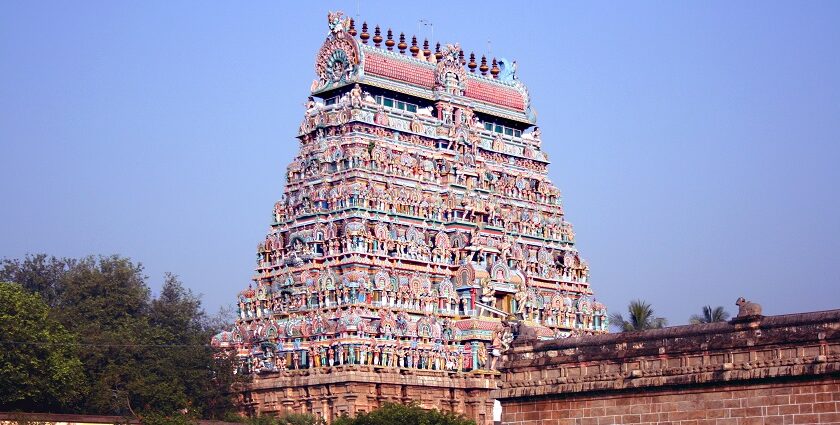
left=493, top=309, right=840, bottom=400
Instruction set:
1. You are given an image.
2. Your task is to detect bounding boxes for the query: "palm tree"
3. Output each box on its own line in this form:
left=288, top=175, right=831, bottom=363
left=609, top=299, right=667, bottom=332
left=689, top=305, right=730, bottom=324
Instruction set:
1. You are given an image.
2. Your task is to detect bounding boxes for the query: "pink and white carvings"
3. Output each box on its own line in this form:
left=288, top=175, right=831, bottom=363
left=216, top=11, right=607, bottom=377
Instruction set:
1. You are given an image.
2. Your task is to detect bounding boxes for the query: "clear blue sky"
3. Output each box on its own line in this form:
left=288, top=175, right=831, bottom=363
left=2, top=1, right=838, bottom=324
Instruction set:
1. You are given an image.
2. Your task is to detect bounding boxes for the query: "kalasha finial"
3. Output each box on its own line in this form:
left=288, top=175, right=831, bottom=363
left=480, top=55, right=489, bottom=75
left=410, top=36, right=419, bottom=57
left=468, top=53, right=477, bottom=73
left=435, top=42, right=442, bottom=61
left=398, top=33, right=407, bottom=54
left=491, top=58, right=500, bottom=78
left=458, top=50, right=465, bottom=65
left=385, top=29, right=395, bottom=50
left=373, top=26, right=383, bottom=47
left=360, top=22, right=369, bottom=44
left=423, top=39, right=431, bottom=59
left=348, top=18, right=357, bottom=36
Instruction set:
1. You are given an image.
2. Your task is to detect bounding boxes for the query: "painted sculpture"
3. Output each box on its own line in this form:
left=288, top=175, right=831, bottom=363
left=214, top=11, right=607, bottom=376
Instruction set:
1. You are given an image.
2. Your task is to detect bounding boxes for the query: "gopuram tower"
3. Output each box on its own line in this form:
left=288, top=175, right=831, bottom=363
left=213, top=11, right=608, bottom=424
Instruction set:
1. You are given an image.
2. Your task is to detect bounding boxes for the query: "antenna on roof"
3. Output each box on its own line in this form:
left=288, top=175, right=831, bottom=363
left=419, top=19, right=434, bottom=43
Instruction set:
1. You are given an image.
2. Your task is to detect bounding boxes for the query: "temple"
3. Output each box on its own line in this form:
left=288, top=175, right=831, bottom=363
left=212, top=11, right=607, bottom=424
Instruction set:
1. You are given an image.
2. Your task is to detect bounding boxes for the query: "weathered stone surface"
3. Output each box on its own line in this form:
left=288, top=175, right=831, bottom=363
left=494, top=310, right=840, bottom=424
left=244, top=368, right=497, bottom=423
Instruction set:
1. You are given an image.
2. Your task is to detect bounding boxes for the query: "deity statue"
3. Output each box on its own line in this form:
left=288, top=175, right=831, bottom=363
left=480, top=277, right=496, bottom=308
left=374, top=105, right=389, bottom=126
left=327, top=11, right=351, bottom=35
left=410, top=116, right=423, bottom=134
left=349, top=84, right=363, bottom=108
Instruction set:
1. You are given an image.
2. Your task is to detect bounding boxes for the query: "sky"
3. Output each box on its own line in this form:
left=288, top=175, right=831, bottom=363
left=1, top=1, right=839, bottom=325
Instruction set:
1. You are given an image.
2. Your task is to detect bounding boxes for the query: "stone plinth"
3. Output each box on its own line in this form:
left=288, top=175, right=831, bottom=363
left=244, top=367, right=498, bottom=424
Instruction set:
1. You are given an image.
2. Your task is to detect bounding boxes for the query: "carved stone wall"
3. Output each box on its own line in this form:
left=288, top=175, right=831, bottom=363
left=493, top=310, right=840, bottom=424
left=243, top=368, right=496, bottom=424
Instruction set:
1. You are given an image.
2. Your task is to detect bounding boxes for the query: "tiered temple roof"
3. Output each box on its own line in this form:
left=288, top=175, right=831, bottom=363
left=311, top=15, right=534, bottom=124
left=216, top=10, right=606, bottom=384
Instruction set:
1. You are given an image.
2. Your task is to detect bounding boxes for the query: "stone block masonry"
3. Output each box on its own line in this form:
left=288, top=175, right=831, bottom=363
left=243, top=367, right=497, bottom=422
left=500, top=378, right=840, bottom=424
left=494, top=310, right=840, bottom=424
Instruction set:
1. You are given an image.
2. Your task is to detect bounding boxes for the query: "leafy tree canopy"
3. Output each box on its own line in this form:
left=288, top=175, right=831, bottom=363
left=0, top=282, right=84, bottom=411
left=608, top=299, right=667, bottom=332
left=0, top=254, right=74, bottom=308
left=689, top=305, right=730, bottom=324
left=0, top=254, right=243, bottom=419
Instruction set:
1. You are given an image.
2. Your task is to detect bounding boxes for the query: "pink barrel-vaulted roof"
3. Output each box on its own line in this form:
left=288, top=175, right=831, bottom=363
left=464, top=79, right=525, bottom=111
left=361, top=49, right=528, bottom=113
left=363, top=52, right=435, bottom=88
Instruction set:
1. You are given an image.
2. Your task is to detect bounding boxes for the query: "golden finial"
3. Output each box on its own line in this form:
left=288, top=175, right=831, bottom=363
left=398, top=33, right=407, bottom=54
left=423, top=39, right=431, bottom=59
left=410, top=36, right=420, bottom=57
left=480, top=55, right=489, bottom=75
left=348, top=18, right=357, bottom=36
left=491, top=58, right=500, bottom=78
left=360, top=22, right=369, bottom=44
left=468, top=53, right=477, bottom=73
left=373, top=26, right=383, bottom=47
left=385, top=29, right=395, bottom=50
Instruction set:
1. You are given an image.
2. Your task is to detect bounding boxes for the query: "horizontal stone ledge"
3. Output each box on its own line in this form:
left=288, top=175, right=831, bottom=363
left=491, top=360, right=840, bottom=400
left=500, top=310, right=840, bottom=370
left=248, top=369, right=500, bottom=391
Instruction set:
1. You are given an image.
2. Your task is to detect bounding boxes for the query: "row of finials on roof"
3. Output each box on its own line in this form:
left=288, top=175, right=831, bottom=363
left=344, top=18, right=506, bottom=79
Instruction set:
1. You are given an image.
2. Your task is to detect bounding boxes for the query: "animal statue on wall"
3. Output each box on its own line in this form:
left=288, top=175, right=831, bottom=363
left=735, top=297, right=763, bottom=317
left=497, top=58, right=518, bottom=82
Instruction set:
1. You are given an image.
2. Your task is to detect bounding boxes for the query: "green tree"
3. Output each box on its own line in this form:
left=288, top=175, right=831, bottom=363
left=689, top=305, right=730, bottom=324
left=332, top=403, right=474, bottom=425
left=60, top=259, right=240, bottom=419
left=0, top=254, right=74, bottom=308
left=0, top=254, right=243, bottom=419
left=55, top=255, right=154, bottom=415
left=608, top=299, right=667, bottom=332
left=0, top=282, right=84, bottom=411
left=140, top=273, right=243, bottom=419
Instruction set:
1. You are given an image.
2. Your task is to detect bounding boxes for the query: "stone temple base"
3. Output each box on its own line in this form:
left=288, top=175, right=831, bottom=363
left=242, top=366, right=498, bottom=424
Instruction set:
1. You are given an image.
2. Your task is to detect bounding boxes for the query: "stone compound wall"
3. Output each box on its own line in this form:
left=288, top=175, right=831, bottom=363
left=0, top=412, right=240, bottom=425
left=493, top=310, right=840, bottom=424
left=500, top=378, right=840, bottom=424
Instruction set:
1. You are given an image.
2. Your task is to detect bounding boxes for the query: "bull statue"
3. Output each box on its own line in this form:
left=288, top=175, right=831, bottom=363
left=735, top=297, right=763, bottom=318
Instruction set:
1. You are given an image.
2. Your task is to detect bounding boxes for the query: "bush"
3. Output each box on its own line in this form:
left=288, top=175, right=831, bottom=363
left=244, top=412, right=325, bottom=425
left=332, top=402, right=474, bottom=425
